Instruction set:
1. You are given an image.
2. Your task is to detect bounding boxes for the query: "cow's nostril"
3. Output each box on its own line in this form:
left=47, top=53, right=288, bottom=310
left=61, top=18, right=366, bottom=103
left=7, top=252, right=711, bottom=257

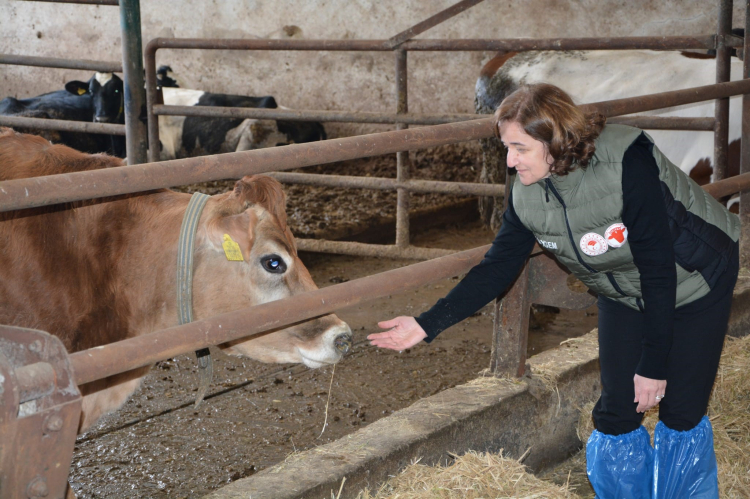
left=334, top=333, right=352, bottom=354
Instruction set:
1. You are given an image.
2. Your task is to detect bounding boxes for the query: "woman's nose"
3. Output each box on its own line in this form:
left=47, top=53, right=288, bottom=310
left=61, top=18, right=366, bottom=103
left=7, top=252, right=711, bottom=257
left=507, top=151, right=519, bottom=168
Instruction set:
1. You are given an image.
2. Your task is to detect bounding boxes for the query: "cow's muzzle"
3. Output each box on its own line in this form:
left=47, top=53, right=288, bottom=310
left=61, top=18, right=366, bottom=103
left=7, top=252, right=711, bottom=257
left=333, top=333, right=352, bottom=355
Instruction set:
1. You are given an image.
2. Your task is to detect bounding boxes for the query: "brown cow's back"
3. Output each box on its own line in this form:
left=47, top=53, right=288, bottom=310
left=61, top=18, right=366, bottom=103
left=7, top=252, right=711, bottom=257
left=0, top=128, right=186, bottom=353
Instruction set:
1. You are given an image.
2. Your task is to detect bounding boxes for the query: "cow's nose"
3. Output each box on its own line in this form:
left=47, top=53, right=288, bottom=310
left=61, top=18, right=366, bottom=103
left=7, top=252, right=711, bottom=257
left=333, top=333, right=352, bottom=355
left=94, top=116, right=109, bottom=123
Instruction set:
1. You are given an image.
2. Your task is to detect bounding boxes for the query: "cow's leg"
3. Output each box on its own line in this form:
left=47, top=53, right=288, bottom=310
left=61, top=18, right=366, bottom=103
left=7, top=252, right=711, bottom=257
left=78, top=366, right=149, bottom=433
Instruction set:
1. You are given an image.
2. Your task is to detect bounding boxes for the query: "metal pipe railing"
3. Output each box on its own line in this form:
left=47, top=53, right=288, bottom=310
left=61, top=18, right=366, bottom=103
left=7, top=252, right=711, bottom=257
left=20, top=0, right=119, bottom=4
left=385, top=0, right=487, bottom=49
left=144, top=36, right=727, bottom=53
left=0, top=115, right=126, bottom=135
left=714, top=0, right=734, bottom=181
left=152, top=105, right=717, bottom=129
left=69, top=245, right=488, bottom=385
left=0, top=119, right=493, bottom=213
left=742, top=1, right=750, bottom=268
left=0, top=53, right=122, bottom=72
left=118, top=0, right=148, bottom=165
left=267, top=172, right=506, bottom=196
left=395, top=48, right=411, bottom=248
left=4, top=79, right=750, bottom=214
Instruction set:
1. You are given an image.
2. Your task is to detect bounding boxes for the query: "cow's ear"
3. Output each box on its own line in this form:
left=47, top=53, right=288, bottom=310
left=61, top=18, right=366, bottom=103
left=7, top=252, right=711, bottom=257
left=205, top=209, right=255, bottom=262
left=232, top=175, right=288, bottom=230
left=65, top=81, right=89, bottom=96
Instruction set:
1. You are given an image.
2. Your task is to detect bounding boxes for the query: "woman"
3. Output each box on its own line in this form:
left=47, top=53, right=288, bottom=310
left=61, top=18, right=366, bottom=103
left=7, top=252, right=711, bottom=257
left=368, top=83, right=739, bottom=498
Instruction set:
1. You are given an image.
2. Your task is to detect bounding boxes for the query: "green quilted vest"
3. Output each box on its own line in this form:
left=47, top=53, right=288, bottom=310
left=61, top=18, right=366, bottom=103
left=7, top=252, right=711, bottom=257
left=511, top=124, right=739, bottom=310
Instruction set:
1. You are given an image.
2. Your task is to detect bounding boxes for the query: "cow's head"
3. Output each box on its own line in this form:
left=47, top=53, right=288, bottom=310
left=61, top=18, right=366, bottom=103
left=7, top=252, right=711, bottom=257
left=193, top=175, right=352, bottom=368
left=65, top=72, right=124, bottom=124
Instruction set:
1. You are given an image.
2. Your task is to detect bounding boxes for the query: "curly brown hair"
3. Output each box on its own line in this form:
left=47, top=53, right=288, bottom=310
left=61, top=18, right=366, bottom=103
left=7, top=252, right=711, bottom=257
left=492, top=83, right=606, bottom=176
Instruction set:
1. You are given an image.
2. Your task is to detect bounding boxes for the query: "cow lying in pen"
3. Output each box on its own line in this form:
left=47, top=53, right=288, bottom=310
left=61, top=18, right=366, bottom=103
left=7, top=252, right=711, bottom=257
left=0, top=127, right=352, bottom=435
left=65, top=71, right=327, bottom=160
left=475, top=49, right=743, bottom=227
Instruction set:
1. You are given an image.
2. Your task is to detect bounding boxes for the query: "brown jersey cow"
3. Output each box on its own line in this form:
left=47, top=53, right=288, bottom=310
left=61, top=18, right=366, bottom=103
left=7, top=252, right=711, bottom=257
left=0, top=127, right=351, bottom=433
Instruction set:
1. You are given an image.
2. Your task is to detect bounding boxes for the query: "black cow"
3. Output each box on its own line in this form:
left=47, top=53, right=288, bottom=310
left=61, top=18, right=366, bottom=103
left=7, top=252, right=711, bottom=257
left=0, top=87, right=119, bottom=155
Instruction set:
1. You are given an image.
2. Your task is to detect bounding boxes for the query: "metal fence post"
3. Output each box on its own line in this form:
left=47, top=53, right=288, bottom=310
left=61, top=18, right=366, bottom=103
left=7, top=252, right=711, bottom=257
left=741, top=0, right=750, bottom=267
left=714, top=0, right=733, bottom=181
left=395, top=48, right=411, bottom=248
left=119, top=0, right=148, bottom=165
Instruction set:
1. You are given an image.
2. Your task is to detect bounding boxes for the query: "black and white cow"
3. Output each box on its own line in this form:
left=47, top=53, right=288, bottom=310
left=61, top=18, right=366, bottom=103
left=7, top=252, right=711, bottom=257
left=475, top=49, right=743, bottom=227
left=66, top=71, right=326, bottom=160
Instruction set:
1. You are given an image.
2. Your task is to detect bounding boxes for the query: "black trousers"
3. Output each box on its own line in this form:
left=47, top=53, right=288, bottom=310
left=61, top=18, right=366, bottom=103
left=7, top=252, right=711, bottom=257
left=592, top=245, right=739, bottom=436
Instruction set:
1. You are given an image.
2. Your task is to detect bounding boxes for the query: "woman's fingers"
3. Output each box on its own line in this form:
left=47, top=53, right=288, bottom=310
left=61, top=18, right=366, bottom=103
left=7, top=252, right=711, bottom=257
left=633, top=374, right=667, bottom=413
left=368, top=316, right=427, bottom=350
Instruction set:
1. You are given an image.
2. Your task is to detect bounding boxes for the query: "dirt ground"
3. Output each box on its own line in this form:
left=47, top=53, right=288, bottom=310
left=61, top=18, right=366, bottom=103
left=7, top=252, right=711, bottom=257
left=68, top=148, right=598, bottom=498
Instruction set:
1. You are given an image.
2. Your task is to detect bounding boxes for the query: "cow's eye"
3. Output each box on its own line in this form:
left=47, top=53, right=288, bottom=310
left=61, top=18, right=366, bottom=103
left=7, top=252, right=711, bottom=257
left=260, top=255, right=286, bottom=274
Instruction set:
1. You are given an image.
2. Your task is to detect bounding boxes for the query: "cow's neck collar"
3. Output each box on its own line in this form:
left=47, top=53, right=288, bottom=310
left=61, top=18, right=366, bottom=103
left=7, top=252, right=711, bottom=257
left=177, top=192, right=213, bottom=407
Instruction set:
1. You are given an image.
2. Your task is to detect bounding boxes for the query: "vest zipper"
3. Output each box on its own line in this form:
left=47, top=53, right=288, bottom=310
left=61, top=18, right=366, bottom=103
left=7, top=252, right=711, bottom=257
left=544, top=179, right=598, bottom=274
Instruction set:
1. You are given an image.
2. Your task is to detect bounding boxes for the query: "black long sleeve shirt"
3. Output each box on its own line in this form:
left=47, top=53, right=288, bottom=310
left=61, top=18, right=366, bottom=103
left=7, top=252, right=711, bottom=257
left=415, top=134, right=676, bottom=379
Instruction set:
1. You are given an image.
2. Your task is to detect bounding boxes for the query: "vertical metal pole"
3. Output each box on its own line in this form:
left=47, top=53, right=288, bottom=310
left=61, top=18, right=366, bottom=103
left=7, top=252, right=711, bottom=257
left=119, top=0, right=148, bottom=165
left=395, top=49, right=411, bottom=248
left=740, top=0, right=750, bottom=268
left=490, top=174, right=530, bottom=377
left=714, top=0, right=733, bottom=181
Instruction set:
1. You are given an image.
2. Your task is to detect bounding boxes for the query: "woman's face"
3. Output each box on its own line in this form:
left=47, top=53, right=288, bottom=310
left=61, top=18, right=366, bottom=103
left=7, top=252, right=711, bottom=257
left=499, top=120, right=553, bottom=186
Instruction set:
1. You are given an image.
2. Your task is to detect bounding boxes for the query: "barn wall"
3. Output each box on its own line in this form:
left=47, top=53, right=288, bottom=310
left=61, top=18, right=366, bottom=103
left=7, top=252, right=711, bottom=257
left=0, top=0, right=745, bottom=139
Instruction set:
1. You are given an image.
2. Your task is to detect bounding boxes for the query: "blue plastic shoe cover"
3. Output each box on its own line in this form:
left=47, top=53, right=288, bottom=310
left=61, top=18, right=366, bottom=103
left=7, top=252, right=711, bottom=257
left=653, top=416, right=718, bottom=499
left=586, top=425, right=653, bottom=499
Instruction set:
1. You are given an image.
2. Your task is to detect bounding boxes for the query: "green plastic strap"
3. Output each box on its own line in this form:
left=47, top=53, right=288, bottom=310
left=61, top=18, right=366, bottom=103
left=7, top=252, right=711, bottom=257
left=177, top=192, right=211, bottom=326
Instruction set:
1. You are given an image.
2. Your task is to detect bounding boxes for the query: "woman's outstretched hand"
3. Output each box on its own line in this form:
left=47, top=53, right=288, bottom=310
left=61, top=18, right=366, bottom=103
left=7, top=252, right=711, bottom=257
left=368, top=316, right=427, bottom=351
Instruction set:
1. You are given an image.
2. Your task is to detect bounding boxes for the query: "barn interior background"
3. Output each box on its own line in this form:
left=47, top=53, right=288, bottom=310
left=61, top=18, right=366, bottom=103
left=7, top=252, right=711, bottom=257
left=1, top=0, right=746, bottom=143
left=2, top=1, right=750, bottom=498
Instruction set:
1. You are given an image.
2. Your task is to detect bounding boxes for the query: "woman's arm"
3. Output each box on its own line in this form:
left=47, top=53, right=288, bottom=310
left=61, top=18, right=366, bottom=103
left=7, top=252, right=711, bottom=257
left=368, top=190, right=536, bottom=351
left=621, top=132, right=677, bottom=381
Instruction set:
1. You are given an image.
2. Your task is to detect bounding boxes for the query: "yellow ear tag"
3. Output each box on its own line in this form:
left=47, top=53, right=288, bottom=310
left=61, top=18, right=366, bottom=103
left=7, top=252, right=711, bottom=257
left=77, top=88, right=86, bottom=95
left=222, top=234, right=244, bottom=261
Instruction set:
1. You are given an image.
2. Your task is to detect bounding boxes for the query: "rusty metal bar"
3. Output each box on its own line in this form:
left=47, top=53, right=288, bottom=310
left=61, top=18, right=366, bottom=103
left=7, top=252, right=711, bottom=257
left=704, top=171, right=750, bottom=199
left=607, top=116, right=716, bottom=130
left=20, top=0, right=119, bottom=4
left=741, top=0, right=750, bottom=268
left=580, top=78, right=750, bottom=117
left=0, top=115, right=127, bottom=135
left=267, top=171, right=506, bottom=196
left=154, top=105, right=717, bottom=130
left=395, top=49, right=411, bottom=249
left=67, top=245, right=489, bottom=385
left=385, top=0, right=487, bottom=49
left=296, top=239, right=455, bottom=259
left=153, top=104, right=480, bottom=125
left=0, top=118, right=494, bottom=213
left=714, top=0, right=733, bottom=181
left=0, top=53, right=122, bottom=72
left=144, top=36, right=723, bottom=53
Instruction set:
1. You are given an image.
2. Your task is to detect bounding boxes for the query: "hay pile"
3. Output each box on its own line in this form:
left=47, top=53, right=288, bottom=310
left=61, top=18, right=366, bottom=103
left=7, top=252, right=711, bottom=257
left=356, top=335, right=750, bottom=499
left=355, top=450, right=580, bottom=499
left=576, top=335, right=750, bottom=498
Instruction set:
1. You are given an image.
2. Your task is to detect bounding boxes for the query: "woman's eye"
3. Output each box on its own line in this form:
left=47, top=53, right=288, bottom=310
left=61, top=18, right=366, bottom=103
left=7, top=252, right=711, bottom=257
left=261, top=255, right=287, bottom=274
